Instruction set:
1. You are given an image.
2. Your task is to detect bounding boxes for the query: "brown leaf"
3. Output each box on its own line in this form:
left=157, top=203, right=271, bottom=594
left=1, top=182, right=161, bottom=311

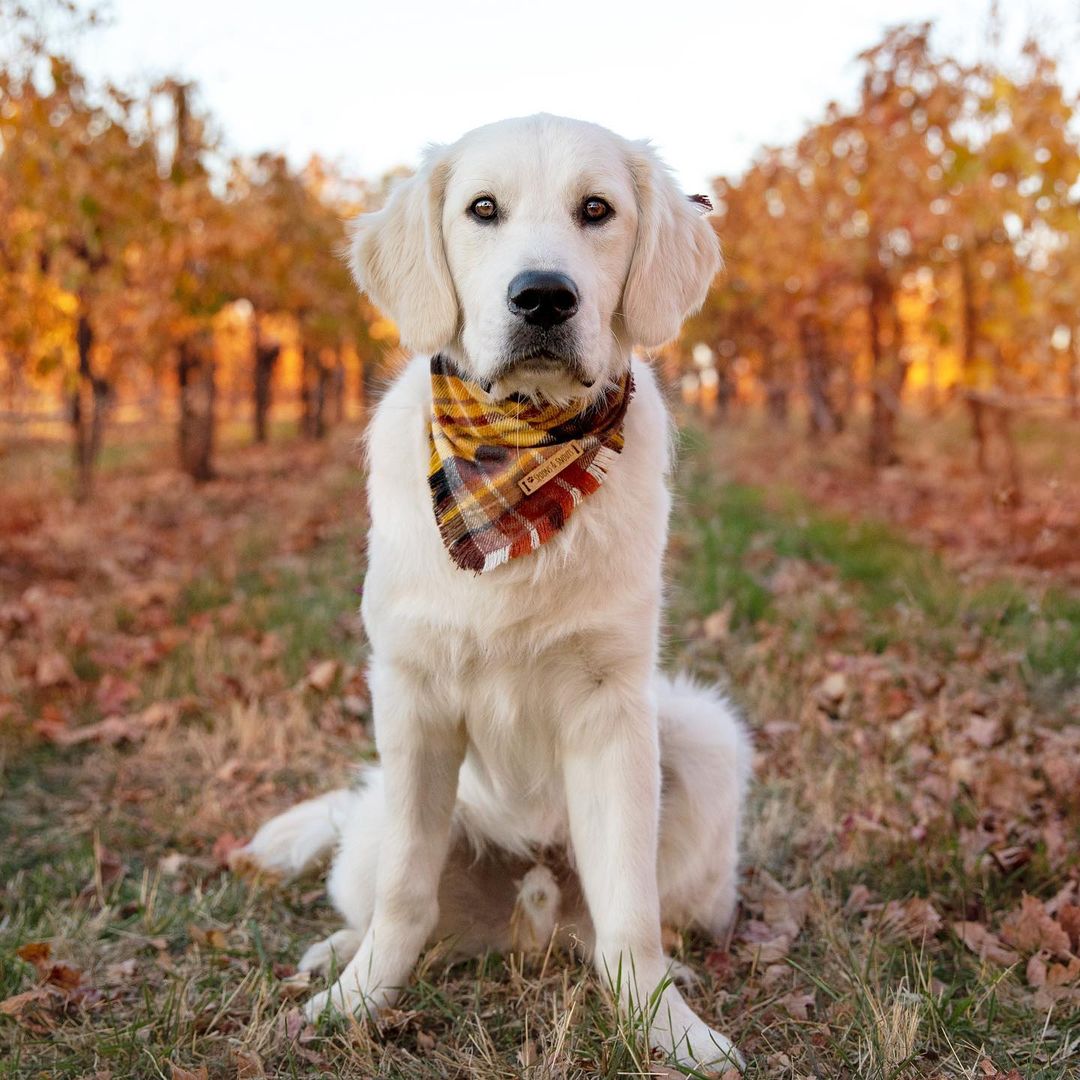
left=964, top=714, right=1001, bottom=748
left=189, top=925, right=228, bottom=950
left=702, top=601, right=734, bottom=643
left=1046, top=956, right=1080, bottom=987
left=305, top=659, right=338, bottom=692
left=233, top=1049, right=265, bottom=1079
left=954, top=921, right=1021, bottom=966
left=35, top=651, right=76, bottom=688
left=169, top=1065, right=209, bottom=1080
left=16, top=941, right=51, bottom=969
left=1057, top=904, right=1080, bottom=952
left=44, top=962, right=83, bottom=990
left=867, top=897, right=943, bottom=943
left=212, top=832, right=247, bottom=867
left=37, top=713, right=152, bottom=748
left=0, top=986, right=56, bottom=1031
left=844, top=884, right=873, bottom=914
left=1000, top=895, right=1071, bottom=958
left=1026, top=952, right=1047, bottom=987
left=979, top=1061, right=1024, bottom=1080
left=94, top=673, right=140, bottom=714
left=16, top=941, right=83, bottom=990
left=759, top=871, right=810, bottom=939
left=281, top=1006, right=306, bottom=1041
left=780, top=991, right=815, bottom=1020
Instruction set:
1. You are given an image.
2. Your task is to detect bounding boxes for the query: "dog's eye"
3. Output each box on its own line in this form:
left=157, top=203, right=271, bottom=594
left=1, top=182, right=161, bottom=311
left=469, top=197, right=498, bottom=222
left=581, top=197, right=612, bottom=224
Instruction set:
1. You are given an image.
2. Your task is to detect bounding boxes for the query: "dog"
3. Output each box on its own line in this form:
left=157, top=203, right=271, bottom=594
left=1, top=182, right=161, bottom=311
left=235, top=114, right=751, bottom=1073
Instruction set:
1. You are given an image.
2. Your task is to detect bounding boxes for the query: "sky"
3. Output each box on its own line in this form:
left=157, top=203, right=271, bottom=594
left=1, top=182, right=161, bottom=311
left=63, top=0, right=1080, bottom=193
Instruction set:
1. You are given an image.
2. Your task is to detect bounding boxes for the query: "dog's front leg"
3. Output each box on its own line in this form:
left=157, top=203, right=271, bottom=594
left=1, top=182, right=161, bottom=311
left=306, top=663, right=465, bottom=1022
left=564, top=685, right=743, bottom=1073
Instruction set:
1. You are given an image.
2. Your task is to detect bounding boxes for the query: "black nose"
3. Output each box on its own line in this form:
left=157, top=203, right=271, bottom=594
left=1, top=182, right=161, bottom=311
left=507, top=270, right=579, bottom=328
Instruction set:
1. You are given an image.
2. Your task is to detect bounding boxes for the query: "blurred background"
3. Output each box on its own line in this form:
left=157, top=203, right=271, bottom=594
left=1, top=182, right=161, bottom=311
left=2, top=0, right=1078, bottom=506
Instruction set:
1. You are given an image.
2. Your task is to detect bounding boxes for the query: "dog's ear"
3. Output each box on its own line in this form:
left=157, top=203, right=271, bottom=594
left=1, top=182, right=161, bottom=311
left=347, top=145, right=457, bottom=353
left=620, top=141, right=722, bottom=350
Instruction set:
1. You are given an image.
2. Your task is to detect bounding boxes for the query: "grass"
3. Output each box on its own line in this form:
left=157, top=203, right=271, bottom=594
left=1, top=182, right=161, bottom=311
left=2, top=419, right=1078, bottom=1078
left=672, top=426, right=1080, bottom=685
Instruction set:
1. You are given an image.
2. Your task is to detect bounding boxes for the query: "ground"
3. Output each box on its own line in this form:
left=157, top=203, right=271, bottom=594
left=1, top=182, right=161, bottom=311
left=1, top=410, right=1078, bottom=1079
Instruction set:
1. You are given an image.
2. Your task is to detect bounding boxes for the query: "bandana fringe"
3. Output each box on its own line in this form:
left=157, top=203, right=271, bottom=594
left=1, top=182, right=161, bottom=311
left=427, top=355, right=633, bottom=573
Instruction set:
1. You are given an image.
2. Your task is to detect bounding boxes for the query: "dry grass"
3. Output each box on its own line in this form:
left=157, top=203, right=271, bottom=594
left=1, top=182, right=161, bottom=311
left=2, top=414, right=1078, bottom=1078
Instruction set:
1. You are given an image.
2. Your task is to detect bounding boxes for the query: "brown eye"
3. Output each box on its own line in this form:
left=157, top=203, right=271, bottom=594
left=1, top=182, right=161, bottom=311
left=582, top=197, right=612, bottom=223
left=470, top=196, right=498, bottom=221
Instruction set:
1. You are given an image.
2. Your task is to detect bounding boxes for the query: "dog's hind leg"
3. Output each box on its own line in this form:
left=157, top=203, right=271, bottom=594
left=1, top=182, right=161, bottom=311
left=324, top=768, right=384, bottom=937
left=656, top=673, right=753, bottom=938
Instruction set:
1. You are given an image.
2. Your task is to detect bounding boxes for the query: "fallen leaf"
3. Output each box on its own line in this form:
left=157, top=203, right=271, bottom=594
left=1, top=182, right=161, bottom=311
left=954, top=921, right=1021, bottom=966
left=233, top=1049, right=265, bottom=1079
left=0, top=986, right=56, bottom=1031
left=94, top=673, right=140, bottom=714
left=964, top=714, right=1001, bottom=748
left=169, top=1065, right=209, bottom=1080
left=1001, top=895, right=1071, bottom=958
left=518, top=1039, right=537, bottom=1069
left=36, top=711, right=163, bottom=748
left=1027, top=953, right=1047, bottom=987
left=16, top=941, right=83, bottom=990
left=15, top=942, right=51, bottom=968
left=103, top=958, right=138, bottom=984
left=305, top=659, right=338, bottom=692
left=35, top=652, right=76, bottom=688
left=866, top=897, right=942, bottom=943
left=702, top=601, right=734, bottom=643
left=212, top=832, right=247, bottom=867
left=1046, top=956, right=1080, bottom=987
left=844, top=884, right=873, bottom=914
left=780, top=990, right=815, bottom=1020
left=189, top=925, right=229, bottom=950
left=342, top=694, right=368, bottom=717
left=759, top=871, right=810, bottom=938
left=1057, top=904, right=1080, bottom=951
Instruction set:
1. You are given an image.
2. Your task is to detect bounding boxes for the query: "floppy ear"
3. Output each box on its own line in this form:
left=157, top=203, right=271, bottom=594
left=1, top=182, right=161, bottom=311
left=347, top=145, right=458, bottom=353
left=621, top=141, right=722, bottom=350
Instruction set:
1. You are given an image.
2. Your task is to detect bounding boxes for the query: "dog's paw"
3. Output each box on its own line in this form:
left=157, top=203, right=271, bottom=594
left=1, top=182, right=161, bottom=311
left=298, top=929, right=364, bottom=975
left=652, top=1011, right=745, bottom=1074
left=303, top=980, right=379, bottom=1024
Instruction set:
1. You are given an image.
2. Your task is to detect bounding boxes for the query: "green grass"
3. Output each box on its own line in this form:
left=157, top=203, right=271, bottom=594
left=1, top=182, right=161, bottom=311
left=672, top=426, right=1080, bottom=686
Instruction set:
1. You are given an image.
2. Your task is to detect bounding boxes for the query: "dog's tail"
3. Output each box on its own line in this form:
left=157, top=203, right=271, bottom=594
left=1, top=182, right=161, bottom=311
left=230, top=787, right=358, bottom=881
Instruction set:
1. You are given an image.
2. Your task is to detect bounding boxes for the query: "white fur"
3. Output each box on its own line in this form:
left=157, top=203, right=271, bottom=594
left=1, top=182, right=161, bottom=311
left=237, top=115, right=748, bottom=1073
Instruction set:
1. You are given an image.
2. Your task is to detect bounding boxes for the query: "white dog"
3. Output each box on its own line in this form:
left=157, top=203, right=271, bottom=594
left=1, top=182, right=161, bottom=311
left=236, top=114, right=751, bottom=1072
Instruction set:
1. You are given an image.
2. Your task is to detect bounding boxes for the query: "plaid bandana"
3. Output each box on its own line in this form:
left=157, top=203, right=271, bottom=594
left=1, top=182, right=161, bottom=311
left=428, top=354, right=634, bottom=573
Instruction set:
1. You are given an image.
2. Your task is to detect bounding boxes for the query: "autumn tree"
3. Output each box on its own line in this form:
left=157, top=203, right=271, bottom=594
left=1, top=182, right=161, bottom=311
left=0, top=55, right=163, bottom=497
left=690, top=20, right=1078, bottom=477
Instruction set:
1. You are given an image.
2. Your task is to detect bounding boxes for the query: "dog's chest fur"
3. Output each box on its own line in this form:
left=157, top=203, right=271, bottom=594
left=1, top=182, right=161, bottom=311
left=359, top=353, right=673, bottom=850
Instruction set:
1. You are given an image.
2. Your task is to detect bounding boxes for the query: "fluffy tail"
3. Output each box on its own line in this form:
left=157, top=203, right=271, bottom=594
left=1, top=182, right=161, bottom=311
left=230, top=787, right=357, bottom=881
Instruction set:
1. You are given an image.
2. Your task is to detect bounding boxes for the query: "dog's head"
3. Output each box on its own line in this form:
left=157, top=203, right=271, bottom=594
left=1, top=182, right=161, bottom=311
left=348, top=114, right=721, bottom=402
